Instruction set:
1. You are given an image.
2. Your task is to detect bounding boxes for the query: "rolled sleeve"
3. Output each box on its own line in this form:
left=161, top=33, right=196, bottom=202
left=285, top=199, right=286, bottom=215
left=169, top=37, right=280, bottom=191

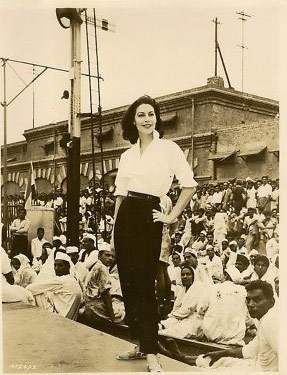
left=170, top=142, right=197, bottom=188
left=114, top=155, right=128, bottom=197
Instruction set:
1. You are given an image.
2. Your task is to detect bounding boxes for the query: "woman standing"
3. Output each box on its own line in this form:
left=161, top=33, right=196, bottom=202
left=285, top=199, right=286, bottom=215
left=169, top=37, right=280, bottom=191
left=112, top=95, right=197, bottom=372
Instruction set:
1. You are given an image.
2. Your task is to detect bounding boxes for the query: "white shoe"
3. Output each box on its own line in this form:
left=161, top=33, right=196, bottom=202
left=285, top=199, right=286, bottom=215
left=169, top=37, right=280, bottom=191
left=146, top=354, right=162, bottom=372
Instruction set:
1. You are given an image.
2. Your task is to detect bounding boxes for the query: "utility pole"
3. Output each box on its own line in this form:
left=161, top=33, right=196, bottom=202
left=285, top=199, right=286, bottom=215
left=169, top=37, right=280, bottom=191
left=236, top=11, right=251, bottom=92
left=1, top=59, right=8, bottom=236
left=56, top=8, right=83, bottom=246
left=212, top=17, right=221, bottom=77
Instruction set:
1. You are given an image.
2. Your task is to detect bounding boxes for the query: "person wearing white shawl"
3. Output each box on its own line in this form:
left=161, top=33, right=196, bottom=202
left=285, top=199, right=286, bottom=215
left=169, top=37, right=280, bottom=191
left=11, top=254, right=37, bottom=288
left=1, top=247, right=34, bottom=305
left=202, top=266, right=249, bottom=346
left=27, top=252, right=82, bottom=320
left=159, top=264, right=210, bottom=339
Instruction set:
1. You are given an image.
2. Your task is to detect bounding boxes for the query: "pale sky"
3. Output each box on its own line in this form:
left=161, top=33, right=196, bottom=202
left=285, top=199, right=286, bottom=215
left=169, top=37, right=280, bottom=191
left=0, top=0, right=284, bottom=144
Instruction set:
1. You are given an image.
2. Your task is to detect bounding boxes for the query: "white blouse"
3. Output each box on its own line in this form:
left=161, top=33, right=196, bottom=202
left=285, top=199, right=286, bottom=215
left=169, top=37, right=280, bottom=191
left=114, top=131, right=197, bottom=197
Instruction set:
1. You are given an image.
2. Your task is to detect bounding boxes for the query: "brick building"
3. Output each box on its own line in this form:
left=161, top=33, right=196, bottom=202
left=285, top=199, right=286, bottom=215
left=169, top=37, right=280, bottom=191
left=1, top=76, right=279, bottom=197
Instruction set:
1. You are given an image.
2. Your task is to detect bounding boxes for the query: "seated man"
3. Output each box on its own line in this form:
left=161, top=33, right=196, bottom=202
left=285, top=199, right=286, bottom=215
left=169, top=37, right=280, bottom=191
left=203, top=280, right=278, bottom=372
left=249, top=255, right=278, bottom=291
left=203, top=245, right=223, bottom=283
left=171, top=280, right=277, bottom=373
left=79, top=234, right=98, bottom=270
left=27, top=252, right=82, bottom=320
left=84, top=249, right=125, bottom=325
left=66, top=246, right=88, bottom=292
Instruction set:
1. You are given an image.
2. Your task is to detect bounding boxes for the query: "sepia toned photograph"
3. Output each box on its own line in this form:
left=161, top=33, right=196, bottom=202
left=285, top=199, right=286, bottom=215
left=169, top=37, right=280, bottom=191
left=1, top=0, right=284, bottom=373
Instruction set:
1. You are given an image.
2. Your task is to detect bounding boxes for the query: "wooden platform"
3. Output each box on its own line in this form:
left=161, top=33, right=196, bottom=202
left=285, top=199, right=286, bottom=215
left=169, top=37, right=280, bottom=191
left=2, top=302, right=195, bottom=373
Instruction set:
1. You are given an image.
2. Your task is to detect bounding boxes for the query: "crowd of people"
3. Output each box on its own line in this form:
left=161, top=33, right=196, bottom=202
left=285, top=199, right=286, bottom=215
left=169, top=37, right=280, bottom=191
left=1, top=173, right=279, bottom=372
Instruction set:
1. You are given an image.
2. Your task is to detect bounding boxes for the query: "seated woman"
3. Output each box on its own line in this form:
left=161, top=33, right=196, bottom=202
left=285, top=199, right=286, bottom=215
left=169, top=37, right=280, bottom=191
left=203, top=266, right=249, bottom=346
left=11, top=254, right=37, bottom=288
left=159, top=264, right=210, bottom=339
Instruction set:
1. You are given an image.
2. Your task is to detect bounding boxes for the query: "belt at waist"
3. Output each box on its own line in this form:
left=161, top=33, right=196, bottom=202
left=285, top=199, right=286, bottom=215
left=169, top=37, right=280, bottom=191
left=127, top=191, right=160, bottom=204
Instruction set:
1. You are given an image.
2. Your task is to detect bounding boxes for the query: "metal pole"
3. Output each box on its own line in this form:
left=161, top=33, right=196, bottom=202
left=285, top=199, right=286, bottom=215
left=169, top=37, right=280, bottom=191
left=84, top=10, right=98, bottom=248
left=215, top=17, right=218, bottom=77
left=32, top=65, right=35, bottom=129
left=191, top=98, right=195, bottom=169
left=217, top=42, right=232, bottom=89
left=241, top=19, right=244, bottom=92
left=53, top=128, right=57, bottom=192
left=2, top=59, right=8, bottom=238
left=93, top=8, right=106, bottom=231
left=66, top=13, right=81, bottom=247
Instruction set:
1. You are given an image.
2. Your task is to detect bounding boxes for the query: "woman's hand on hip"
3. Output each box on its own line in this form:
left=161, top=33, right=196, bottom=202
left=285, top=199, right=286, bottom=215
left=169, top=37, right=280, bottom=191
left=152, top=210, right=173, bottom=224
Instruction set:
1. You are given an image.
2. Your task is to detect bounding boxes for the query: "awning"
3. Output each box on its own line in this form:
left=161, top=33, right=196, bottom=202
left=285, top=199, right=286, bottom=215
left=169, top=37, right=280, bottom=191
left=269, top=149, right=279, bottom=160
left=208, top=150, right=238, bottom=162
left=161, top=112, right=178, bottom=125
left=95, top=127, right=114, bottom=141
left=238, top=146, right=266, bottom=158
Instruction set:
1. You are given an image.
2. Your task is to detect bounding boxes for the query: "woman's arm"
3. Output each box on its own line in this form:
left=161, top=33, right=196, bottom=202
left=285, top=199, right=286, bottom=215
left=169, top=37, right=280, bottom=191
left=153, top=187, right=195, bottom=224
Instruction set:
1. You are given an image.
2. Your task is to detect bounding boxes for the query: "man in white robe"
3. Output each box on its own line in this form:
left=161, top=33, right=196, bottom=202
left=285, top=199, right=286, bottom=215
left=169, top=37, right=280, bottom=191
left=27, top=252, right=82, bottom=320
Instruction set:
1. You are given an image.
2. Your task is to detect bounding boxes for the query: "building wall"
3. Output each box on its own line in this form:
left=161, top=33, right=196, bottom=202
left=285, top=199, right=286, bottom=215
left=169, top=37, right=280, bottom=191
left=213, top=119, right=279, bottom=181
left=1, top=78, right=279, bottom=194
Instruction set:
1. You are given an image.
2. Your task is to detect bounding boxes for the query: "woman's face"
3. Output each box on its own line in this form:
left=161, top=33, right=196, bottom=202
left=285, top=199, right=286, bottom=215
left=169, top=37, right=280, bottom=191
left=11, top=258, right=21, bottom=271
left=134, top=103, right=156, bottom=137
left=181, top=267, right=194, bottom=288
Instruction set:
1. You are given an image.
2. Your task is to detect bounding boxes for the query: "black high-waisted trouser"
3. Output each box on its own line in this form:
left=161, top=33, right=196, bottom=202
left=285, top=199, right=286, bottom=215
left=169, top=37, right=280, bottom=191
left=114, top=195, right=163, bottom=354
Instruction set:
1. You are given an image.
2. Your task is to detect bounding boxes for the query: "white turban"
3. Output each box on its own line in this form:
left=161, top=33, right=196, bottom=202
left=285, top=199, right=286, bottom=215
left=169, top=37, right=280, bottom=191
left=53, top=236, right=62, bottom=242
left=66, top=246, right=79, bottom=254
left=83, top=233, right=96, bottom=244
left=98, top=242, right=111, bottom=252
left=59, top=234, right=67, bottom=245
left=55, top=252, right=71, bottom=263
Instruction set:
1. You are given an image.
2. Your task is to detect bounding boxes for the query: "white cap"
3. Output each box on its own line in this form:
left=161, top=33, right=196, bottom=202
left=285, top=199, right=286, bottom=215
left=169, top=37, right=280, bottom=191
left=249, top=249, right=259, bottom=256
left=229, top=240, right=238, bottom=246
left=98, top=242, right=111, bottom=252
left=55, top=252, right=71, bottom=263
left=53, top=236, right=62, bottom=242
left=200, top=231, right=207, bottom=236
left=184, top=248, right=197, bottom=257
left=221, top=238, right=229, bottom=243
left=66, top=246, right=79, bottom=254
left=83, top=233, right=96, bottom=244
left=59, top=234, right=67, bottom=245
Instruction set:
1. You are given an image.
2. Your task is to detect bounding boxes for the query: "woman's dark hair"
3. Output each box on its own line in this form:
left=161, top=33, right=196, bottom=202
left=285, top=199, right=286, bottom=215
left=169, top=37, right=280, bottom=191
left=254, top=255, right=270, bottom=268
left=122, top=95, right=163, bottom=144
